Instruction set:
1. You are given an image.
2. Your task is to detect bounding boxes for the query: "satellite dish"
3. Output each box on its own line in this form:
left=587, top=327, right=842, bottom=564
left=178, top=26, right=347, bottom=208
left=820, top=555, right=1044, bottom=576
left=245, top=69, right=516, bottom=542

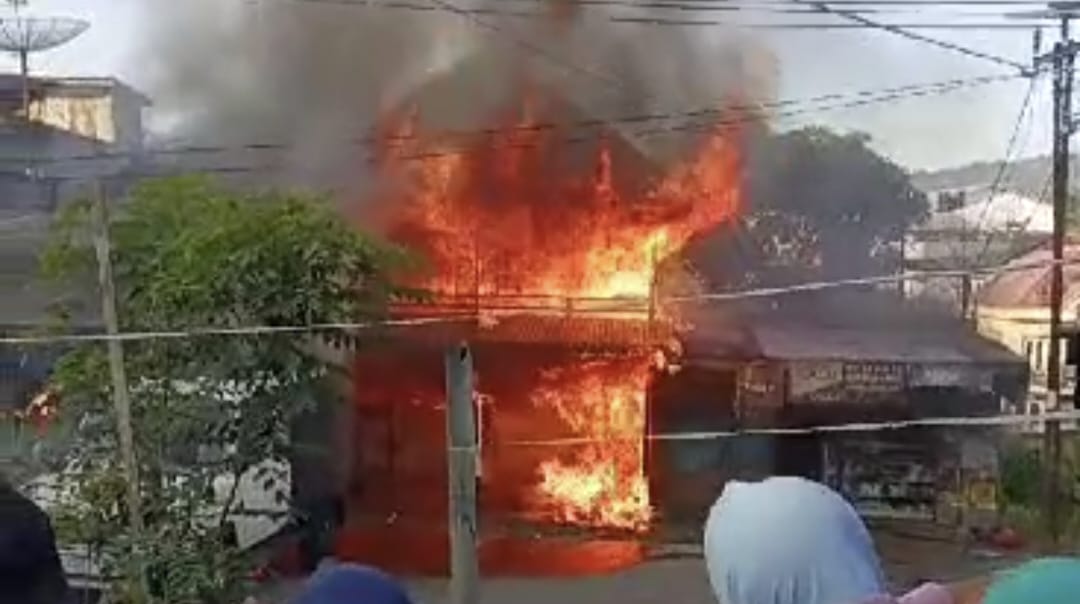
left=0, top=13, right=89, bottom=117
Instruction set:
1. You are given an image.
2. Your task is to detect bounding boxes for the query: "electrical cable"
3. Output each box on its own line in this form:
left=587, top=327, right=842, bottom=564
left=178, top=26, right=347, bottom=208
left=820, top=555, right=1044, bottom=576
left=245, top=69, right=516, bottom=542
left=798, top=1, right=1033, bottom=72
left=934, top=71, right=1041, bottom=270
left=0, top=72, right=1023, bottom=171
left=972, top=169, right=1053, bottom=269
left=502, top=409, right=1080, bottom=446
left=2, top=254, right=1075, bottom=345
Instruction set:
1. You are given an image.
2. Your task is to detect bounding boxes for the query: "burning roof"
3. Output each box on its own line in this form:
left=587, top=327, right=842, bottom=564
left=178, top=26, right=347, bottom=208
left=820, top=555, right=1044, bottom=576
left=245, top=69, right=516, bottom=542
left=365, top=52, right=745, bottom=305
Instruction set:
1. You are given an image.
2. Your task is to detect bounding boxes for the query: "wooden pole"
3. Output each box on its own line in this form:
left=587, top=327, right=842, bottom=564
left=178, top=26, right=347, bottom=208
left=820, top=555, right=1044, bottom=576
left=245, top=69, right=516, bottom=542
left=1044, top=14, right=1074, bottom=547
left=444, top=343, right=478, bottom=604
left=960, top=272, right=973, bottom=323
left=19, top=48, right=29, bottom=119
left=91, top=181, right=146, bottom=595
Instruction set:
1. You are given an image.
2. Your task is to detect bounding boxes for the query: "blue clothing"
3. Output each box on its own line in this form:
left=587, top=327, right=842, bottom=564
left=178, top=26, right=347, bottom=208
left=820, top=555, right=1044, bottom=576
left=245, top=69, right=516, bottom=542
left=982, top=558, right=1080, bottom=604
left=290, top=563, right=414, bottom=604
left=703, top=477, right=888, bottom=604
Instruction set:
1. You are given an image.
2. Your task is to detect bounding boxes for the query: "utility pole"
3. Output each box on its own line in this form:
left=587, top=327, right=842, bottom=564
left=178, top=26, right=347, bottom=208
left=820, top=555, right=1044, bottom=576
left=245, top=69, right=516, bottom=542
left=91, top=179, right=146, bottom=593
left=444, top=343, right=478, bottom=604
left=1011, top=1, right=1080, bottom=548
left=1044, top=11, right=1076, bottom=547
left=1015, top=3, right=1080, bottom=546
left=960, top=272, right=973, bottom=323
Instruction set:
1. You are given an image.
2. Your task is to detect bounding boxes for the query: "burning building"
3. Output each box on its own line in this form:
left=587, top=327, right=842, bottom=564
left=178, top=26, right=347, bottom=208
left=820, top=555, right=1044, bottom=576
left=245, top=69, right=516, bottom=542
left=329, top=47, right=744, bottom=562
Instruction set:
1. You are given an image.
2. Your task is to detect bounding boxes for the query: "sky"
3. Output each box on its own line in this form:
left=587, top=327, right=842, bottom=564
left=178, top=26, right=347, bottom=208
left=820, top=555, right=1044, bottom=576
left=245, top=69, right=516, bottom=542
left=0, top=0, right=1057, bottom=172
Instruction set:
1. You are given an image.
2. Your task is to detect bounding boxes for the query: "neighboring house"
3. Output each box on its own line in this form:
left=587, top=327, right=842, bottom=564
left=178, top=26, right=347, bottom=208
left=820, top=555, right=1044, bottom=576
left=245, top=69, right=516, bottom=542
left=652, top=288, right=1027, bottom=524
left=0, top=74, right=149, bottom=150
left=975, top=240, right=1080, bottom=432
left=0, top=74, right=149, bottom=422
left=904, top=189, right=1050, bottom=310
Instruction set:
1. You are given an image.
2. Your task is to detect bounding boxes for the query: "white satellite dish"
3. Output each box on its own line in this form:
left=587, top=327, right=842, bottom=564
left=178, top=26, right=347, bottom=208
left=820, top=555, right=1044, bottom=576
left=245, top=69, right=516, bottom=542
left=0, top=11, right=89, bottom=117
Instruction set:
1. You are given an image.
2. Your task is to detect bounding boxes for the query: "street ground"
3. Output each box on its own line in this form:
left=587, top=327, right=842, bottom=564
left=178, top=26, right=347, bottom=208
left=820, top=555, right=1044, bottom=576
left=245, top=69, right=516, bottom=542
left=261, top=522, right=1031, bottom=604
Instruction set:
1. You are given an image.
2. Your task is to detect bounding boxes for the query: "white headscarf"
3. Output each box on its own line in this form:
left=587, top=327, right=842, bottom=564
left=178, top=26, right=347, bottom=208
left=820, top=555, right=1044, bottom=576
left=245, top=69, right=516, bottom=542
left=703, top=477, right=888, bottom=604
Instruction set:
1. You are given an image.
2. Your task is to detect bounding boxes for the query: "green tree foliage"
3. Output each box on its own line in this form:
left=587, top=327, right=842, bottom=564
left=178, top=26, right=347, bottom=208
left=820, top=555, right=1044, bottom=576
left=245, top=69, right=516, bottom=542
left=40, top=176, right=419, bottom=603
left=1000, top=443, right=1042, bottom=510
left=731, top=127, right=929, bottom=283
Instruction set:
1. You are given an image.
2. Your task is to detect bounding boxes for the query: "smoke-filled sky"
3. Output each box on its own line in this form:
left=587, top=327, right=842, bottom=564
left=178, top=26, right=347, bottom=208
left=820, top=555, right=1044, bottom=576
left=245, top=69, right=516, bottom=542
left=0, top=0, right=1053, bottom=172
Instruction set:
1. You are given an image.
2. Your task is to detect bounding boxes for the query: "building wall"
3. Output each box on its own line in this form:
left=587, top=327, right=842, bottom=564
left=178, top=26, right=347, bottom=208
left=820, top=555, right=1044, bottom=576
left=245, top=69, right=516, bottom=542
left=29, top=95, right=113, bottom=143
left=25, top=84, right=144, bottom=149
left=977, top=305, right=1075, bottom=417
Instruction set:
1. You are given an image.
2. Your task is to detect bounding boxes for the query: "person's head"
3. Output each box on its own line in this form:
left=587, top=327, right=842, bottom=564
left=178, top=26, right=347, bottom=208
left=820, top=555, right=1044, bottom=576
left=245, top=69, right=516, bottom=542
left=290, top=562, right=413, bottom=604
left=703, top=476, right=887, bottom=604
left=981, top=558, right=1080, bottom=604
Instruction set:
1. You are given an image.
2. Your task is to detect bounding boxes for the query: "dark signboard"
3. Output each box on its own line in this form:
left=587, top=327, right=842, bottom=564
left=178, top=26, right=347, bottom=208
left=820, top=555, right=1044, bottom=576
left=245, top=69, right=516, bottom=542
left=842, top=362, right=905, bottom=393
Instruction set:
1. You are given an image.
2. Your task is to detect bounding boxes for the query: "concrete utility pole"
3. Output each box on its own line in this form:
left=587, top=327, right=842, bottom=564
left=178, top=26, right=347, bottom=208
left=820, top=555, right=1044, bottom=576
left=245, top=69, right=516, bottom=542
left=91, top=180, right=146, bottom=590
left=444, top=343, right=478, bottom=604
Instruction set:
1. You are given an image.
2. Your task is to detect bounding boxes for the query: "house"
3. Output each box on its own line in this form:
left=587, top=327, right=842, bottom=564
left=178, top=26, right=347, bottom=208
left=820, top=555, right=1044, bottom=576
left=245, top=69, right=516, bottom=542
left=0, top=74, right=149, bottom=150
left=975, top=240, right=1080, bottom=431
left=904, top=190, right=1051, bottom=311
left=1, top=75, right=150, bottom=466
left=649, top=280, right=1027, bottom=525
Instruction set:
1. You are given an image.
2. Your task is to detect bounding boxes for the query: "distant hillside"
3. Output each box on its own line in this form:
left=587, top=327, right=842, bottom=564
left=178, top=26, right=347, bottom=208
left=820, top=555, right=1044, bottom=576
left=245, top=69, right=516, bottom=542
left=911, top=155, right=1080, bottom=198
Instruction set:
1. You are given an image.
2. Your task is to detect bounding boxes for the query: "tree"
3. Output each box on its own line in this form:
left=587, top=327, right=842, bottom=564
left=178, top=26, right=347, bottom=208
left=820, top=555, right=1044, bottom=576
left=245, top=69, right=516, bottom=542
left=40, top=176, right=418, bottom=603
left=698, top=127, right=928, bottom=285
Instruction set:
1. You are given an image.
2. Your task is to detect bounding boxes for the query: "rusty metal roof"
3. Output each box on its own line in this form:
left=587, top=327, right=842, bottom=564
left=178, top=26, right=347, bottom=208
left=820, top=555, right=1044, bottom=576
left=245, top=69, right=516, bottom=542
left=376, top=312, right=674, bottom=351
left=752, top=322, right=1021, bottom=366
left=977, top=239, right=1080, bottom=309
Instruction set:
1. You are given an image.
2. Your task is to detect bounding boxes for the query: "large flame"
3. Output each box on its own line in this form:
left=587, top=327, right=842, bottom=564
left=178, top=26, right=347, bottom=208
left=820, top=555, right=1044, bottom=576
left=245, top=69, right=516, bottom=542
left=531, top=358, right=652, bottom=531
left=374, top=104, right=742, bottom=300
left=369, top=98, right=741, bottom=531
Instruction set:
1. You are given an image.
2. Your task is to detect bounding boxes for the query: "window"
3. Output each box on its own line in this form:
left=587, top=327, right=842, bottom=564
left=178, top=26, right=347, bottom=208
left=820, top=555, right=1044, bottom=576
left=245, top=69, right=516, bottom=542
left=1036, top=340, right=1045, bottom=371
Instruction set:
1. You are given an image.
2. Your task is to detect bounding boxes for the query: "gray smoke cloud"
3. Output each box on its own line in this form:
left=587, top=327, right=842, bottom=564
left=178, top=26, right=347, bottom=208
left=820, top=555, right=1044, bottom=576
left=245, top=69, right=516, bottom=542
left=131, top=0, right=774, bottom=195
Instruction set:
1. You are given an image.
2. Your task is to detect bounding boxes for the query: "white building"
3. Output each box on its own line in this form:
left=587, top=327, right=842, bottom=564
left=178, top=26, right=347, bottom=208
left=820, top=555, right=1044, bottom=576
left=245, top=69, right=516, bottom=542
left=904, top=189, right=1051, bottom=310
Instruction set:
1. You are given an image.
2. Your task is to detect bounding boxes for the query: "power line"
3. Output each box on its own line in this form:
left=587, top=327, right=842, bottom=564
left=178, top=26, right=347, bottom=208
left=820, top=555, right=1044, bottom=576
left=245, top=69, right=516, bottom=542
left=667, top=254, right=1080, bottom=304
left=277, top=0, right=1061, bottom=29
left=503, top=409, right=1080, bottom=447
left=404, top=0, right=635, bottom=94
left=798, top=1, right=1033, bottom=73
left=0, top=316, right=468, bottom=346
left=501, top=0, right=1078, bottom=6
left=972, top=169, right=1053, bottom=269
left=966, top=73, right=1042, bottom=268
left=292, top=0, right=1060, bottom=17
left=0, top=72, right=1023, bottom=171
left=3, top=254, right=1074, bottom=345
left=608, top=18, right=1046, bottom=28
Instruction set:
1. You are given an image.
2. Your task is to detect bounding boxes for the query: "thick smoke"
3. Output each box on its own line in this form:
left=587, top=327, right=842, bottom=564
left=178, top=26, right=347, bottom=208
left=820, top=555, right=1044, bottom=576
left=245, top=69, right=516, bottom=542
left=132, top=0, right=774, bottom=194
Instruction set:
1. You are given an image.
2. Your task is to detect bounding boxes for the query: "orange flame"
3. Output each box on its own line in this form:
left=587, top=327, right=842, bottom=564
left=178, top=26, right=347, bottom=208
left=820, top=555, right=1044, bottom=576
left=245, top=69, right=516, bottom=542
left=369, top=98, right=741, bottom=530
left=373, top=104, right=742, bottom=301
left=531, top=358, right=652, bottom=531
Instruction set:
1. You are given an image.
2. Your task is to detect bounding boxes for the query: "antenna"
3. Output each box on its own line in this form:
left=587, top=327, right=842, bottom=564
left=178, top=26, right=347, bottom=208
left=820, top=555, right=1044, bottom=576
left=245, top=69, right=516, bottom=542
left=0, top=3, right=89, bottom=118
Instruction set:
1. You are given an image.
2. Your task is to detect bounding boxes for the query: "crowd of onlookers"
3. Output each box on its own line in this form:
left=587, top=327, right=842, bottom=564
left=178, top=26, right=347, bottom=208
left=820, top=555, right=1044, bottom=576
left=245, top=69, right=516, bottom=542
left=3, top=472, right=1080, bottom=603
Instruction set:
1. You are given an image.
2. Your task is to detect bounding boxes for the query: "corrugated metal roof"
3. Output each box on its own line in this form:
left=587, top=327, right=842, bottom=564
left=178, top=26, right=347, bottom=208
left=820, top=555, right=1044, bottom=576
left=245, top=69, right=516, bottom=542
left=977, top=239, right=1080, bottom=309
left=752, top=322, right=1021, bottom=366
